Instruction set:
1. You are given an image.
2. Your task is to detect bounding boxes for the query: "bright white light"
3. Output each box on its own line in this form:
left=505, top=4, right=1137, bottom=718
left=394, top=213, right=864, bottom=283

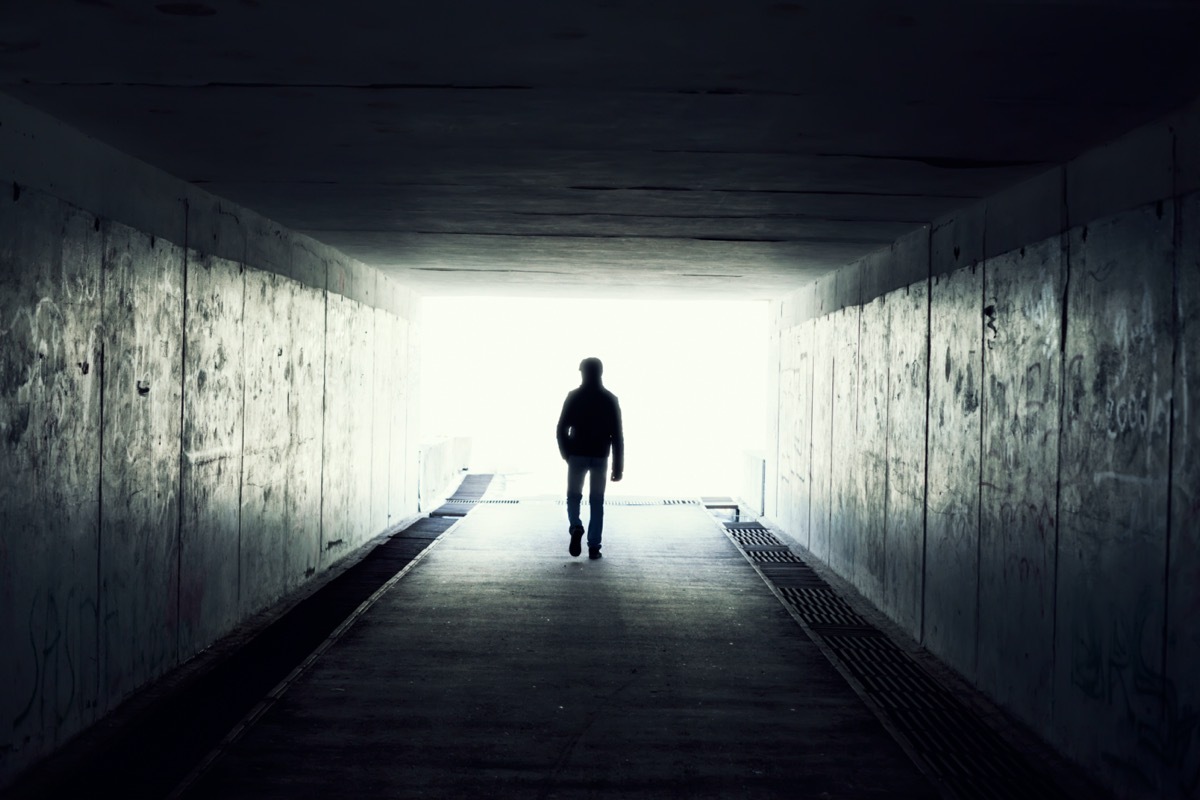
left=420, top=296, right=767, bottom=498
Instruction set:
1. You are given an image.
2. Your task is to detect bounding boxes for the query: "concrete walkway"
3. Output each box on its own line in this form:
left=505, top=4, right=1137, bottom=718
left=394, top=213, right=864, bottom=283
left=187, top=501, right=937, bottom=799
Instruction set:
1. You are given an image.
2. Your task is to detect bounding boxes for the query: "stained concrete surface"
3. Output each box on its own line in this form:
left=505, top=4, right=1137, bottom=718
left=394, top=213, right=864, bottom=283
left=768, top=177, right=1200, bottom=796
left=1167, top=193, right=1200, bottom=796
left=100, top=221, right=185, bottom=702
left=829, top=308, right=860, bottom=583
left=187, top=502, right=937, bottom=799
left=1055, top=203, right=1175, bottom=793
left=180, top=252, right=246, bottom=659
left=775, top=319, right=812, bottom=549
left=882, top=282, right=927, bottom=638
left=977, top=237, right=1064, bottom=734
left=856, top=295, right=889, bottom=608
left=923, top=265, right=982, bottom=679
left=0, top=176, right=423, bottom=788
left=807, top=317, right=834, bottom=564
left=0, top=191, right=104, bottom=757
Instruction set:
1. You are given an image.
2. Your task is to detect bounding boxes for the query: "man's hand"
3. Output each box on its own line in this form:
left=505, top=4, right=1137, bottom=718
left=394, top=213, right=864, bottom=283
left=611, top=471, right=622, bottom=482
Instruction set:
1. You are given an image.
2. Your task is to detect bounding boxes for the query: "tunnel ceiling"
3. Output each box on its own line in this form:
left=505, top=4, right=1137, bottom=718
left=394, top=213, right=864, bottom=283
left=4, top=1, right=1200, bottom=298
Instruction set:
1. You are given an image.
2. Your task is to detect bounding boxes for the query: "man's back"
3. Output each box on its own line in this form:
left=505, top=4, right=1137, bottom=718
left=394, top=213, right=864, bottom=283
left=558, top=385, right=622, bottom=460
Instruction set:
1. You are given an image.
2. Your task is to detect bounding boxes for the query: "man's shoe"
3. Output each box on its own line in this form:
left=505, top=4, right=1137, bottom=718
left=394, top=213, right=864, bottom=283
left=569, top=525, right=584, bottom=557
left=588, top=547, right=602, bottom=560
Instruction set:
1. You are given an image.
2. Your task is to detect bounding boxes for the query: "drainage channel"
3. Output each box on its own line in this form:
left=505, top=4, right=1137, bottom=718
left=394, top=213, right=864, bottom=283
left=552, top=498, right=703, bottom=507
left=718, top=518, right=1076, bottom=800
left=429, top=472, right=512, bottom=517
left=9, top=474, right=494, bottom=800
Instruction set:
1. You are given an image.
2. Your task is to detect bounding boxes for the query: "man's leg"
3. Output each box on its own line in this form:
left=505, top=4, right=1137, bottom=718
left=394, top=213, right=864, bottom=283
left=586, top=456, right=608, bottom=555
left=566, top=456, right=586, bottom=556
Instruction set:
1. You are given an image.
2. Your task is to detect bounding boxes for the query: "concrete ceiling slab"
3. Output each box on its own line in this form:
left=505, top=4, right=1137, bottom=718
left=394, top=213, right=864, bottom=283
left=4, top=0, right=1200, bottom=297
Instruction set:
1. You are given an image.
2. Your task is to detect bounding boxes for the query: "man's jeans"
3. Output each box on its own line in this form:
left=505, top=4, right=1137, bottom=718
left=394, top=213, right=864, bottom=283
left=566, top=455, right=608, bottom=550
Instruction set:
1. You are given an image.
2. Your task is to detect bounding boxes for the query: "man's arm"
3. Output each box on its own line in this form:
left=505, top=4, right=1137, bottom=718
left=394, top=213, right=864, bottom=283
left=610, top=397, right=624, bottom=480
left=556, top=394, right=572, bottom=460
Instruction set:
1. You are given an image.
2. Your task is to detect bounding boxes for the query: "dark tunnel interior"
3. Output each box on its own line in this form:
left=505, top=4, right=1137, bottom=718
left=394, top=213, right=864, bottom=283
left=2, top=2, right=1200, bottom=798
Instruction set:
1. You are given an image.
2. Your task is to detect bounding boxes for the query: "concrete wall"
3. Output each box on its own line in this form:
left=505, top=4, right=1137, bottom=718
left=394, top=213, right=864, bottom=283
left=767, top=100, right=1200, bottom=799
left=741, top=450, right=766, bottom=516
left=0, top=95, right=421, bottom=786
left=418, top=436, right=472, bottom=509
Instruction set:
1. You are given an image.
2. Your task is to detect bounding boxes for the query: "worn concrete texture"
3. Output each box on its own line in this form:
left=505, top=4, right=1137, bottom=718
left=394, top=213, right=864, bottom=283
left=99, top=221, right=184, bottom=703
left=977, top=236, right=1064, bottom=736
left=0, top=182, right=421, bottom=788
left=180, top=252, right=245, bottom=658
left=770, top=191, right=1200, bottom=798
left=0, top=190, right=103, bottom=769
left=1055, top=203, right=1175, bottom=796
left=883, top=281, right=928, bottom=640
left=320, top=292, right=355, bottom=563
left=187, top=502, right=938, bottom=800
left=370, top=307, right=391, bottom=534
left=348, top=299, right=375, bottom=547
left=828, top=308, right=860, bottom=580
left=239, top=269, right=293, bottom=617
left=807, top=315, right=834, bottom=563
left=856, top=295, right=889, bottom=608
left=776, top=320, right=812, bottom=547
left=391, top=311, right=415, bottom=525
left=1167, top=193, right=1200, bottom=798
left=924, top=265, right=983, bottom=678
left=283, top=282, right=326, bottom=590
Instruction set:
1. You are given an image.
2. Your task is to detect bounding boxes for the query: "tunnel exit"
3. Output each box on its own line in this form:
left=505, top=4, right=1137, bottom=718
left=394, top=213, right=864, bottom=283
left=420, top=296, right=768, bottom=498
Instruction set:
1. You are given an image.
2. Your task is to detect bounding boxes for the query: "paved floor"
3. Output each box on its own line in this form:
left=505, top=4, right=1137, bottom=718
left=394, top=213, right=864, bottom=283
left=187, top=501, right=937, bottom=799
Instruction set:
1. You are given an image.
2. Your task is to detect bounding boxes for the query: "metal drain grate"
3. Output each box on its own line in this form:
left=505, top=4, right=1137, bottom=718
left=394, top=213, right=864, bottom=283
left=776, top=586, right=870, bottom=627
left=757, top=563, right=826, bottom=585
left=889, top=705, right=1070, bottom=800
left=448, top=474, right=494, bottom=501
left=727, top=529, right=783, bottom=547
left=710, top=518, right=1076, bottom=800
left=747, top=550, right=805, bottom=564
left=821, top=636, right=949, bottom=702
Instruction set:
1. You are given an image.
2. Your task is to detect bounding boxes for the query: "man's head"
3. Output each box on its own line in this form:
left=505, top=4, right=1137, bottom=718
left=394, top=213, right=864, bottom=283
left=579, top=357, right=603, bottom=386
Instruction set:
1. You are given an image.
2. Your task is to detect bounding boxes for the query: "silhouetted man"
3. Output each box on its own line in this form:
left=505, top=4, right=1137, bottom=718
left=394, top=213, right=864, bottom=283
left=556, top=357, right=623, bottom=559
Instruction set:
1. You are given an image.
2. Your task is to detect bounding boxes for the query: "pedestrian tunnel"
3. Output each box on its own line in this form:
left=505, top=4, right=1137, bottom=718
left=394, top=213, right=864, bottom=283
left=4, top=6, right=1200, bottom=795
